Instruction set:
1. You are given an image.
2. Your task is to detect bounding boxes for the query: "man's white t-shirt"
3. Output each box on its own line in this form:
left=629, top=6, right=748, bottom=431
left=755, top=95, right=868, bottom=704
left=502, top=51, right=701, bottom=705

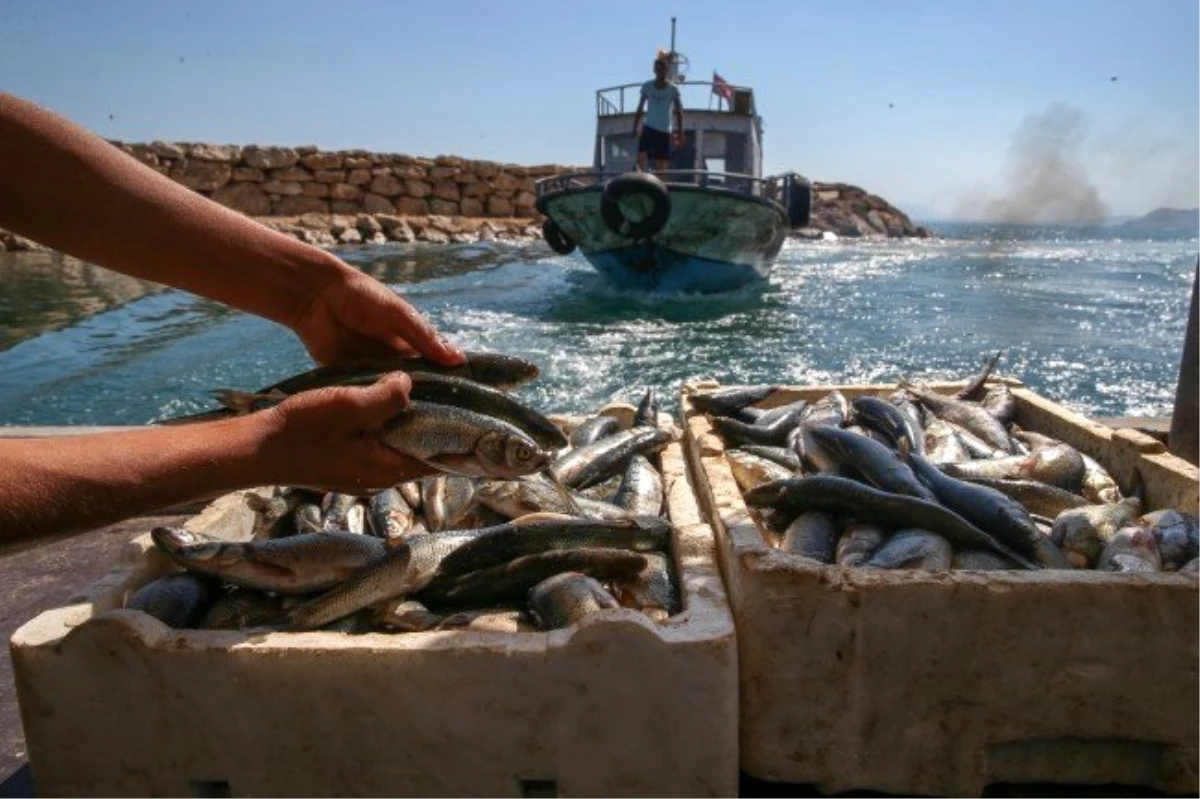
left=640, top=80, right=681, bottom=133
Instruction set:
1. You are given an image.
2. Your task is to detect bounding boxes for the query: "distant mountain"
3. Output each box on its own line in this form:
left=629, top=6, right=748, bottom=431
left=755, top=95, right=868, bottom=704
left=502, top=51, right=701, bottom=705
left=1118, top=207, right=1199, bottom=232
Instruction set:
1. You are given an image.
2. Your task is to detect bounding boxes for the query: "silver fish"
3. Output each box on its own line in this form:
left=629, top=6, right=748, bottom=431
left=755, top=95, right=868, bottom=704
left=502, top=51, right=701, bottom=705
left=151, top=527, right=386, bottom=595
left=807, top=425, right=938, bottom=503
left=922, top=418, right=973, bottom=465
left=366, top=488, right=414, bottom=540
left=980, top=384, right=1016, bottom=425
left=1079, top=453, right=1122, bottom=504
left=321, top=492, right=360, bottom=531
left=435, top=514, right=672, bottom=578
left=1140, top=509, right=1199, bottom=571
left=527, top=572, right=621, bottom=630
left=1097, top=525, right=1162, bottom=572
left=551, top=426, right=671, bottom=490
left=420, top=548, right=647, bottom=609
left=744, top=475, right=1039, bottom=568
left=398, top=480, right=423, bottom=510
left=569, top=415, right=621, bottom=448
left=420, top=474, right=478, bottom=532
left=726, top=450, right=795, bottom=494
left=633, top=387, right=660, bottom=428
left=852, top=395, right=925, bottom=456
left=738, top=444, right=803, bottom=472
left=406, top=372, right=567, bottom=450
left=287, top=526, right=505, bottom=629
left=798, top=390, right=851, bottom=429
left=907, top=453, right=1073, bottom=569
left=690, top=385, right=781, bottom=417
left=900, top=379, right=1015, bottom=453
left=199, top=589, right=287, bottom=630
left=1050, top=498, right=1143, bottom=569
left=835, top=522, right=886, bottom=567
left=958, top=476, right=1089, bottom=518
left=124, top=572, right=216, bottom=628
left=612, top=551, right=678, bottom=620
left=865, top=529, right=953, bottom=571
left=381, top=400, right=550, bottom=479
left=292, top=500, right=325, bottom=534
left=782, top=510, right=840, bottom=564
left=612, top=454, right=664, bottom=517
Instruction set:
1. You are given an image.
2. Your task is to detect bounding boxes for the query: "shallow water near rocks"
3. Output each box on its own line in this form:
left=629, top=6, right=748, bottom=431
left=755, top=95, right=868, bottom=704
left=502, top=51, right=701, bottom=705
left=0, top=222, right=1194, bottom=426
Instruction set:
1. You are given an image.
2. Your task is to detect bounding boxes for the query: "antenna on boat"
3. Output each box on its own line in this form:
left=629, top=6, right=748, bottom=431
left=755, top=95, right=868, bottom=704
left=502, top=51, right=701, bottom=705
left=665, top=17, right=689, bottom=84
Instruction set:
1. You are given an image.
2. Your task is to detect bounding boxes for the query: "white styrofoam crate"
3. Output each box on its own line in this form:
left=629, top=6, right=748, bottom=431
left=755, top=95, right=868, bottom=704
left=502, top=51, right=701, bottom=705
left=12, top=434, right=738, bottom=797
left=682, top=378, right=1199, bottom=797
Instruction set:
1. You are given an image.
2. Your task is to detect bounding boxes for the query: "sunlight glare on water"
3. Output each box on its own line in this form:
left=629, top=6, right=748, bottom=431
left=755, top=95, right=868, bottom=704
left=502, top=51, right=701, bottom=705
left=0, top=223, right=1194, bottom=425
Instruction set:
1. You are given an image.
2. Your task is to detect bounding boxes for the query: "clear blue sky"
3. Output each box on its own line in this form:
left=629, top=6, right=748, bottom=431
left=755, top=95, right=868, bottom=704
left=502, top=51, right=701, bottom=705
left=2, top=0, right=1196, bottom=219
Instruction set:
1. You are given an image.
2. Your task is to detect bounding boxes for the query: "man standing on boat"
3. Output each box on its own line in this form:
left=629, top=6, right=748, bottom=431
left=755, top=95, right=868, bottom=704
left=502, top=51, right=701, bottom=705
left=633, top=54, right=684, bottom=173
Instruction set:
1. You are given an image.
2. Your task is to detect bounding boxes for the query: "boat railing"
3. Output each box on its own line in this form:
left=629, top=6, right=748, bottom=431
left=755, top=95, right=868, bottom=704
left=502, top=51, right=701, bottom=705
left=595, top=81, right=755, bottom=117
left=535, top=169, right=785, bottom=203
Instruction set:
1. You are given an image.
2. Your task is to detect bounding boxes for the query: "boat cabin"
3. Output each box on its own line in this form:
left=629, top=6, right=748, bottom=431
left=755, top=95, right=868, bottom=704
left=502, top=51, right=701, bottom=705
left=592, top=79, right=764, bottom=181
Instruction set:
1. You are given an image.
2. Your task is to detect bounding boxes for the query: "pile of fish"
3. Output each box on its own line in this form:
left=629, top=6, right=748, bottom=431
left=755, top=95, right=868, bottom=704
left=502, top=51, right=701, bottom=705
left=125, top=355, right=681, bottom=634
left=693, top=352, right=1199, bottom=573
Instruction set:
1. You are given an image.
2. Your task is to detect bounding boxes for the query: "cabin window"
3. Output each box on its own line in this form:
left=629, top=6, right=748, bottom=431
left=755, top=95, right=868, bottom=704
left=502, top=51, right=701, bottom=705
left=705, top=157, right=726, bottom=174
left=601, top=135, right=637, bottom=170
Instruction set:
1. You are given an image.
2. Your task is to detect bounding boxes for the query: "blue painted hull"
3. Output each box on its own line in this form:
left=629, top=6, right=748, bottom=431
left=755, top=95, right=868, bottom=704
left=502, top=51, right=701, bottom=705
left=539, top=183, right=789, bottom=294
left=587, top=245, right=766, bottom=293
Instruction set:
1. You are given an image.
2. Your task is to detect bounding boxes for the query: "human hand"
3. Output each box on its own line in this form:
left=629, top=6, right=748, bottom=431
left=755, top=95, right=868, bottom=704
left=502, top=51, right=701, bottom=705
left=291, top=263, right=465, bottom=367
left=253, top=372, right=434, bottom=493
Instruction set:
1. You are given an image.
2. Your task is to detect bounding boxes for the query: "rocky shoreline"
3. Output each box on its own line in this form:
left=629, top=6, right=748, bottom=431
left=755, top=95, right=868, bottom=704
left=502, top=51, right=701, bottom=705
left=0, top=141, right=930, bottom=252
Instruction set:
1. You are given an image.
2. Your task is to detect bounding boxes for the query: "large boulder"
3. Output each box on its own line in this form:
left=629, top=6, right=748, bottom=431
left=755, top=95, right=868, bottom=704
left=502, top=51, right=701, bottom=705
left=243, top=146, right=300, bottom=170
left=396, top=197, right=429, bottom=216
left=189, top=143, right=241, bottom=162
left=362, top=194, right=397, bottom=215
left=173, top=161, right=232, bottom=191
left=300, top=152, right=344, bottom=171
left=211, top=182, right=271, bottom=215
left=262, top=180, right=303, bottom=196
left=369, top=174, right=404, bottom=197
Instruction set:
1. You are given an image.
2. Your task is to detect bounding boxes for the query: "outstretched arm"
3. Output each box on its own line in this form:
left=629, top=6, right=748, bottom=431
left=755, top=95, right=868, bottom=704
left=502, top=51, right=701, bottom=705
left=0, top=375, right=432, bottom=545
left=0, top=92, right=462, bottom=366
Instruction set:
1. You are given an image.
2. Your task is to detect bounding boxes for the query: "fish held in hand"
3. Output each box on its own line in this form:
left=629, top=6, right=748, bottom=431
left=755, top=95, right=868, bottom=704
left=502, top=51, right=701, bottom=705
left=380, top=400, right=550, bottom=479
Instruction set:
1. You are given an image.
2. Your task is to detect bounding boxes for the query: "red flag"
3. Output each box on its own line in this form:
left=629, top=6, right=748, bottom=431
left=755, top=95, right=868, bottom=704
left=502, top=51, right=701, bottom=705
left=712, top=71, right=735, bottom=104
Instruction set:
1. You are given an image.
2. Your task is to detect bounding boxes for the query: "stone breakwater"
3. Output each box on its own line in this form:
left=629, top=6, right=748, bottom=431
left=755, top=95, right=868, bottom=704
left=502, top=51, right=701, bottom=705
left=802, top=182, right=931, bottom=240
left=0, top=141, right=929, bottom=251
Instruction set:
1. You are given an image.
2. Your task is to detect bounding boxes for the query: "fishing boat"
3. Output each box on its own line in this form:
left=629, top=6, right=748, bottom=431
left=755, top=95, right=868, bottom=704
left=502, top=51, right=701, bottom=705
left=534, top=21, right=812, bottom=294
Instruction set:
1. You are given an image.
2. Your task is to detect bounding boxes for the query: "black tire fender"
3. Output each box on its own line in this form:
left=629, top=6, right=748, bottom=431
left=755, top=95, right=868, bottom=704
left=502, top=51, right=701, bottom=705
left=542, top=218, right=576, bottom=255
left=600, top=173, right=672, bottom=239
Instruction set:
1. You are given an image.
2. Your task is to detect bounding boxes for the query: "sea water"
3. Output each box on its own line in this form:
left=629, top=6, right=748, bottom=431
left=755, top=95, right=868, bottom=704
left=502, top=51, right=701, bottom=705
left=0, top=223, right=1194, bottom=425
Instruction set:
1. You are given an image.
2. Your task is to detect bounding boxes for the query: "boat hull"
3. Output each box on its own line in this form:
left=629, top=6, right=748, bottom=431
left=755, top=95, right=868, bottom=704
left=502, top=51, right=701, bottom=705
left=540, top=184, right=789, bottom=293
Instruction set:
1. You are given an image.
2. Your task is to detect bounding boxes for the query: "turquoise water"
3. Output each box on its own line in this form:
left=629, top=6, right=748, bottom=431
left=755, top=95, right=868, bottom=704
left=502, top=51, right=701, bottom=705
left=0, top=223, right=1195, bottom=425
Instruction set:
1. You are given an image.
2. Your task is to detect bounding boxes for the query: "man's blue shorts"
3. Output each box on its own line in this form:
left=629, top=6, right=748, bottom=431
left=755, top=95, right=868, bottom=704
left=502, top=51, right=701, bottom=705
left=638, top=127, right=671, bottom=162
